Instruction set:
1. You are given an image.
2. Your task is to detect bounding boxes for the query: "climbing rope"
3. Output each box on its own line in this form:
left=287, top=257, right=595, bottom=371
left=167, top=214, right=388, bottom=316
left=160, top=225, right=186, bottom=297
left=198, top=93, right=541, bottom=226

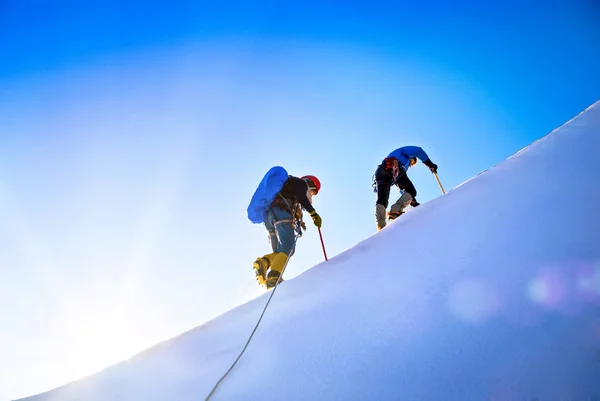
left=204, top=230, right=301, bottom=401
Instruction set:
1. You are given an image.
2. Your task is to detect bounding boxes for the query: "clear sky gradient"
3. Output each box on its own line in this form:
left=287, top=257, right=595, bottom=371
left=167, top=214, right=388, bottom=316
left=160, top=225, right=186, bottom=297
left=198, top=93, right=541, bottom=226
left=1, top=1, right=599, bottom=399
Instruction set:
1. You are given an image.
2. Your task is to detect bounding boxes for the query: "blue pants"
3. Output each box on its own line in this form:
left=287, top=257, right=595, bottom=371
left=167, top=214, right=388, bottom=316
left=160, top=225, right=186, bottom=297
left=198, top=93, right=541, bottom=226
left=265, top=206, right=296, bottom=256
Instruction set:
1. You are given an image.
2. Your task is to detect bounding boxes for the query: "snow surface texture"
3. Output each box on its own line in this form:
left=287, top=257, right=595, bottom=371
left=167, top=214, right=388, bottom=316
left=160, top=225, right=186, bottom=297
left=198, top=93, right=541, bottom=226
left=19, top=102, right=600, bottom=400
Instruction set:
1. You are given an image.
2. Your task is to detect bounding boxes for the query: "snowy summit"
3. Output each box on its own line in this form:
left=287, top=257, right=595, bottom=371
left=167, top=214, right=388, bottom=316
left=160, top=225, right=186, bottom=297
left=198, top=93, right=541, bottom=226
left=18, top=102, right=600, bottom=400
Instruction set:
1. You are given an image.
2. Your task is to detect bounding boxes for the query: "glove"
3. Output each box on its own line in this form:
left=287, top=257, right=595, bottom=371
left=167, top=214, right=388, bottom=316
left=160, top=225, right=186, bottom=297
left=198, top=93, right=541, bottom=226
left=423, top=159, right=438, bottom=173
left=309, top=210, right=322, bottom=228
left=300, top=221, right=307, bottom=231
left=410, top=198, right=420, bottom=207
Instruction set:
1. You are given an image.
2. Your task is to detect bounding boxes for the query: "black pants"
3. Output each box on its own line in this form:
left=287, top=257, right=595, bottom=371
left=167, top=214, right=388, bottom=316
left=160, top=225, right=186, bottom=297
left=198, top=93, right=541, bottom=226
left=374, top=162, right=417, bottom=208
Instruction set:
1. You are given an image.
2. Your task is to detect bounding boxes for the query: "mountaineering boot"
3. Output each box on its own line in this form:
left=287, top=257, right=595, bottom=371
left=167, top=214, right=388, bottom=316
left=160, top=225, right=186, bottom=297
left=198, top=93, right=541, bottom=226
left=265, top=271, right=284, bottom=290
left=254, top=252, right=289, bottom=287
left=375, top=204, right=387, bottom=231
left=264, top=252, right=289, bottom=289
left=388, top=210, right=404, bottom=220
left=388, top=191, right=412, bottom=221
left=254, top=254, right=274, bottom=286
left=268, top=252, right=289, bottom=274
left=253, top=257, right=268, bottom=285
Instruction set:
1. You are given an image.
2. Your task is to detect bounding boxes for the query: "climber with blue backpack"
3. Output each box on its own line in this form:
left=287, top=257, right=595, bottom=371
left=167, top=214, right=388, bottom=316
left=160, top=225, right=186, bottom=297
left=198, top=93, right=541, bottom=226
left=374, top=146, right=438, bottom=231
left=247, top=167, right=322, bottom=289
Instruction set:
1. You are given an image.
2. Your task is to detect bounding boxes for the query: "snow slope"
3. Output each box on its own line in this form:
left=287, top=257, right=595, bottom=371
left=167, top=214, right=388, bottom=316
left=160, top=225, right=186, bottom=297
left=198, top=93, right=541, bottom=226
left=18, top=102, right=600, bottom=400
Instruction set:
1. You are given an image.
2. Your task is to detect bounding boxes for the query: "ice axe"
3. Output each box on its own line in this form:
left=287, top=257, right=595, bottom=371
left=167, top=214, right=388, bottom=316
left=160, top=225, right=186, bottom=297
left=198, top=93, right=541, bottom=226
left=433, top=172, right=445, bottom=195
left=318, top=227, right=328, bottom=261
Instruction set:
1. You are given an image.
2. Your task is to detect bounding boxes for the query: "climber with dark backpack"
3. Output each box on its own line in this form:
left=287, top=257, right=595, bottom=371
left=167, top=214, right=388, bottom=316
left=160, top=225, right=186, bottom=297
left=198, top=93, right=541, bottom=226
left=247, top=167, right=322, bottom=289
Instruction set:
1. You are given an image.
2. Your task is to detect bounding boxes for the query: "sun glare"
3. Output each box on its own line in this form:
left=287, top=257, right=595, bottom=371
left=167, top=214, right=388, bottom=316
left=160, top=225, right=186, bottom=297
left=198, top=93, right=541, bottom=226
left=63, top=314, right=146, bottom=378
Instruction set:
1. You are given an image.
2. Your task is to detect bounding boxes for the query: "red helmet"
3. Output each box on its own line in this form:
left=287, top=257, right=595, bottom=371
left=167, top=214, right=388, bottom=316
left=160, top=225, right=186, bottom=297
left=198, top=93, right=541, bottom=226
left=301, top=175, right=321, bottom=193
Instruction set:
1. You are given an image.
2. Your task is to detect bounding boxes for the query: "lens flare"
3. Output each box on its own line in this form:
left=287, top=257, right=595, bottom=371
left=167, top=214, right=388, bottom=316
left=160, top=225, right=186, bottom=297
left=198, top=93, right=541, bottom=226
left=527, top=271, right=566, bottom=308
left=577, top=262, right=600, bottom=301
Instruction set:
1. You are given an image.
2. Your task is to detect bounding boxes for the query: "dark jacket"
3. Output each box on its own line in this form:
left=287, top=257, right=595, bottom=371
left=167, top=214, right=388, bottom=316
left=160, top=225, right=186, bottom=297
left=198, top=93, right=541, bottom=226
left=273, top=176, right=315, bottom=213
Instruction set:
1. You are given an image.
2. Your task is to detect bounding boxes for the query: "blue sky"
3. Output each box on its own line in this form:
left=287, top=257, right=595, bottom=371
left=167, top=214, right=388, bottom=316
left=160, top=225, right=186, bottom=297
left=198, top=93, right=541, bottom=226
left=1, top=1, right=599, bottom=399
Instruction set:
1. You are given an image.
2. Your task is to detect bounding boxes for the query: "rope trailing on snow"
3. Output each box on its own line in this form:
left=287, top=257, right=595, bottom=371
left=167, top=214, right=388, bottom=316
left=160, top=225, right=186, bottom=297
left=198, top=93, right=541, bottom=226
left=204, top=230, right=301, bottom=401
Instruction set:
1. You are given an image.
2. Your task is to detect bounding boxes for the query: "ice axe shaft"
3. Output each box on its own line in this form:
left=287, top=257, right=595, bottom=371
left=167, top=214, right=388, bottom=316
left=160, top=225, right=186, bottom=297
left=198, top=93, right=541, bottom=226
left=318, top=227, right=328, bottom=261
left=434, top=172, right=446, bottom=195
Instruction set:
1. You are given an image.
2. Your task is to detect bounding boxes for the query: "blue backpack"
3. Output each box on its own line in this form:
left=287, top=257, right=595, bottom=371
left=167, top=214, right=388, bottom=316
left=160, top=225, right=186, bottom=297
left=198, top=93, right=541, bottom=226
left=247, top=166, right=289, bottom=224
